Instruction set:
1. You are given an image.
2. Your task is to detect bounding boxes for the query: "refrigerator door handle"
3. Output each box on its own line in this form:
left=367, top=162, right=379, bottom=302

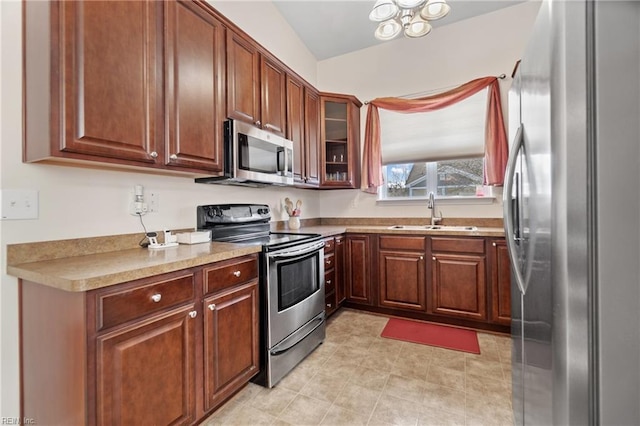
left=503, top=125, right=527, bottom=294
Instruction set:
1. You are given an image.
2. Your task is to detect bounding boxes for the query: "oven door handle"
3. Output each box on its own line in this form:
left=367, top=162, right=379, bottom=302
left=270, top=313, right=325, bottom=356
left=267, top=240, right=325, bottom=259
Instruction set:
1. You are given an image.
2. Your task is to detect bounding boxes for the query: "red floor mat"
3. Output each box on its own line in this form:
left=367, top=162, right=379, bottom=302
left=381, top=318, right=480, bottom=354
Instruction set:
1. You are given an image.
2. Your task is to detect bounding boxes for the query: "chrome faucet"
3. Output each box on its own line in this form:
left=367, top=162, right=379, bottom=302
left=428, top=192, right=442, bottom=226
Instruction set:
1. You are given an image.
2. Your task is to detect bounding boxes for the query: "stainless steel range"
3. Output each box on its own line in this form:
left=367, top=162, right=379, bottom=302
left=197, top=204, right=325, bottom=388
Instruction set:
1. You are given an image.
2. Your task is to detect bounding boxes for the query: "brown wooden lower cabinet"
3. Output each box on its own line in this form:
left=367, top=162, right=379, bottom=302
left=96, top=305, right=197, bottom=425
left=430, top=253, right=487, bottom=321
left=20, top=254, right=260, bottom=425
left=345, top=234, right=373, bottom=305
left=203, top=280, right=259, bottom=411
left=334, top=235, right=346, bottom=305
left=378, top=235, right=427, bottom=311
left=341, top=233, right=510, bottom=333
left=490, top=239, right=512, bottom=326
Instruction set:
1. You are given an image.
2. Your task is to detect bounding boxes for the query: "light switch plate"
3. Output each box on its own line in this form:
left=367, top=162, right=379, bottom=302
left=1, top=189, right=39, bottom=220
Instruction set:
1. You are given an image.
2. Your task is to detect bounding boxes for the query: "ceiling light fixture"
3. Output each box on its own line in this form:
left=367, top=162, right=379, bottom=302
left=369, top=0, right=450, bottom=41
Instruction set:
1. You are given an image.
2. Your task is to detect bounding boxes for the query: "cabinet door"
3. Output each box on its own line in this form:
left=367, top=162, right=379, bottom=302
left=345, top=235, right=373, bottom=305
left=260, top=55, right=287, bottom=136
left=335, top=235, right=346, bottom=305
left=304, top=88, right=321, bottom=186
left=431, top=253, right=487, bottom=321
left=59, top=1, right=162, bottom=163
left=203, top=281, right=259, bottom=411
left=320, top=94, right=361, bottom=189
left=226, top=31, right=260, bottom=126
left=490, top=239, right=511, bottom=325
left=287, top=76, right=306, bottom=184
left=165, top=1, right=225, bottom=173
left=379, top=251, right=426, bottom=311
left=96, top=306, right=196, bottom=425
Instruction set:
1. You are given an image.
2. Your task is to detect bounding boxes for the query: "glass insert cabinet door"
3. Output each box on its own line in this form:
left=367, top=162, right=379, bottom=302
left=324, top=101, right=349, bottom=182
left=319, top=94, right=362, bottom=189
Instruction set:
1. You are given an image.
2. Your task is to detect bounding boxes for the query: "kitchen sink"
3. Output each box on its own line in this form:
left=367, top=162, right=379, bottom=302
left=387, top=225, right=478, bottom=231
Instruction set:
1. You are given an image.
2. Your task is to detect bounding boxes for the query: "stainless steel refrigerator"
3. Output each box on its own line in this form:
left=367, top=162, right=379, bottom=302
left=504, top=1, right=640, bottom=424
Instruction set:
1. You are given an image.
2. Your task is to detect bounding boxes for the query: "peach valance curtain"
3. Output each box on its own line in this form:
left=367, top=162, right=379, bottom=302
left=361, top=76, right=508, bottom=194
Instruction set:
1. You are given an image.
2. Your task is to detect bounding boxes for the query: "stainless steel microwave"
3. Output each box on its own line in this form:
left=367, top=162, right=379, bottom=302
left=196, top=119, right=294, bottom=186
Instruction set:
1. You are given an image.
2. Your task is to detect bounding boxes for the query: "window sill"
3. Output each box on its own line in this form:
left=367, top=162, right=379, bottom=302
left=376, top=196, right=497, bottom=206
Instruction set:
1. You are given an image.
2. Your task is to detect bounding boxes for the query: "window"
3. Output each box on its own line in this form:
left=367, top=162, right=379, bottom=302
left=381, top=158, right=485, bottom=200
left=377, top=88, right=489, bottom=200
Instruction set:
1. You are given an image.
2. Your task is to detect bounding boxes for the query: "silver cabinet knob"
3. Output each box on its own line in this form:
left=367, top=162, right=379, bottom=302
left=233, top=271, right=241, bottom=277
left=189, top=311, right=197, bottom=319
left=150, top=151, right=158, bottom=158
left=419, top=256, right=424, bottom=260
left=326, top=260, right=332, bottom=266
left=170, top=154, right=178, bottom=160
left=151, top=293, right=162, bottom=303
left=326, top=303, right=332, bottom=308
left=326, top=280, right=332, bottom=285
left=432, top=256, right=437, bottom=261
left=208, top=303, right=216, bottom=311
left=255, top=120, right=261, bottom=127
left=492, top=242, right=497, bottom=246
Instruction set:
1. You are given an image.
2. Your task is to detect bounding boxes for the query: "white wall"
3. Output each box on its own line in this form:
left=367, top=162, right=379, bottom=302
left=316, top=1, right=541, bottom=219
left=0, top=0, right=317, bottom=417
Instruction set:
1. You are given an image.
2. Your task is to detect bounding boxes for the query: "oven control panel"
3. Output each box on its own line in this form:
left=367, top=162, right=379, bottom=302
left=197, top=204, right=271, bottom=226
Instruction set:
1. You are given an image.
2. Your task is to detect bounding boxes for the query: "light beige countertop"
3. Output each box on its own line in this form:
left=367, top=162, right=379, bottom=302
left=7, top=218, right=504, bottom=293
left=281, top=225, right=505, bottom=238
left=7, top=242, right=261, bottom=292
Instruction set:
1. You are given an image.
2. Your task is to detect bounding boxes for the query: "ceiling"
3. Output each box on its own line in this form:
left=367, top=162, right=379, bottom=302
left=272, top=0, right=525, bottom=60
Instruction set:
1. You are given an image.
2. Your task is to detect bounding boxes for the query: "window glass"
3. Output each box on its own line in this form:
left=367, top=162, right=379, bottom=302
left=381, top=157, right=484, bottom=199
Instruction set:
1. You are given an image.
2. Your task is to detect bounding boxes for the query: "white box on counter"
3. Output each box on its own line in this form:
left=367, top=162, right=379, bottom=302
left=176, top=231, right=211, bottom=245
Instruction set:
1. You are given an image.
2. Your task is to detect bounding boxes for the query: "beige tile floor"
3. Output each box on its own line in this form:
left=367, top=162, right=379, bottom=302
left=204, top=309, right=513, bottom=426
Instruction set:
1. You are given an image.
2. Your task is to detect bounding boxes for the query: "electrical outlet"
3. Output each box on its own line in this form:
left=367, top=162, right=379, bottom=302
left=148, top=192, right=159, bottom=213
left=1, top=189, right=39, bottom=220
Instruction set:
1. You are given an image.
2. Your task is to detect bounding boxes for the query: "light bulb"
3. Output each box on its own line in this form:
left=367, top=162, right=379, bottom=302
left=375, top=19, right=402, bottom=40
left=420, top=0, right=451, bottom=20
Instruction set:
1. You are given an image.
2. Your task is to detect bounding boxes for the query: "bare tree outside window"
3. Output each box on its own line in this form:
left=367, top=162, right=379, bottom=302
left=381, top=157, right=484, bottom=199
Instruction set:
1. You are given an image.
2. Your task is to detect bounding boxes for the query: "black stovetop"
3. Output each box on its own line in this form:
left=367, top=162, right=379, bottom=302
left=197, top=203, right=322, bottom=250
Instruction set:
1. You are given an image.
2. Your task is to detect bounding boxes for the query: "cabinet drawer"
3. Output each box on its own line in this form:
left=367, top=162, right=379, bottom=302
left=97, top=273, right=195, bottom=330
left=324, top=252, right=335, bottom=270
left=324, top=237, right=335, bottom=253
left=325, top=269, right=335, bottom=295
left=205, top=255, right=259, bottom=295
left=431, top=237, right=485, bottom=254
left=379, top=235, right=426, bottom=251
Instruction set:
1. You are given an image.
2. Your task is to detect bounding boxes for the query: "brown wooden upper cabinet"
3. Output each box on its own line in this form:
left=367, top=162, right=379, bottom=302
left=23, top=0, right=226, bottom=176
left=320, top=94, right=362, bottom=189
left=226, top=30, right=286, bottom=137
left=287, top=75, right=321, bottom=186
left=165, top=0, right=226, bottom=173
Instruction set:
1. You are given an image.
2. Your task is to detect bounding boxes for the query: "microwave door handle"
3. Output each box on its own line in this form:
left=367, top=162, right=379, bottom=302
left=276, top=147, right=284, bottom=175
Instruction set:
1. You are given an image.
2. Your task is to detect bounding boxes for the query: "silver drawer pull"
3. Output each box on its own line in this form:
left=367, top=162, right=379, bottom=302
left=432, top=256, right=437, bottom=261
left=151, top=293, right=162, bottom=303
left=492, top=242, right=497, bottom=246
left=326, top=303, right=332, bottom=308
left=326, top=280, right=332, bottom=285
left=233, top=271, right=241, bottom=277
left=208, top=304, right=216, bottom=311
left=170, top=154, right=178, bottom=160
left=150, top=151, right=158, bottom=158
left=420, top=256, right=424, bottom=260
left=189, top=311, right=197, bottom=319
left=326, top=260, right=332, bottom=265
